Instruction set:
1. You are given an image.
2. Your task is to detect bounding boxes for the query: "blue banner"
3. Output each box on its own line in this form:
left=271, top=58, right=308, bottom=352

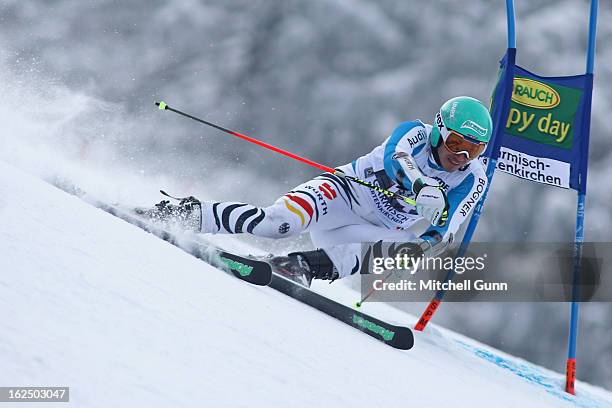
left=484, top=51, right=593, bottom=193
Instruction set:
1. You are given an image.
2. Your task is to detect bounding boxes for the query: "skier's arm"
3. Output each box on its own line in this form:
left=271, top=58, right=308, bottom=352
left=382, top=121, right=430, bottom=192
left=382, top=122, right=449, bottom=226
left=419, top=172, right=488, bottom=254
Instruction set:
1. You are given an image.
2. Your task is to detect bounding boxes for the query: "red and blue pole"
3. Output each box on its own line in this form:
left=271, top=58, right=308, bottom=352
left=415, top=0, right=516, bottom=332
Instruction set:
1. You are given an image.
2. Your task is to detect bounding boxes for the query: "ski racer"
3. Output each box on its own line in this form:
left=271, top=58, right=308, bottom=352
left=142, top=96, right=492, bottom=286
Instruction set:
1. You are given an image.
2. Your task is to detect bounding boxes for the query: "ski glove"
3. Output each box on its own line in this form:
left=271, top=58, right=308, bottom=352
left=414, top=178, right=449, bottom=227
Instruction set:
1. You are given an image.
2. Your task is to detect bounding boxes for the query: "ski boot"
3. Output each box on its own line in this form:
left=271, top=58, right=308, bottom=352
left=135, top=191, right=202, bottom=231
left=268, top=249, right=339, bottom=287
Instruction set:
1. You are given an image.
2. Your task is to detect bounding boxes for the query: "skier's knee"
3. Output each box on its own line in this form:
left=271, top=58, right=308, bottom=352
left=255, top=205, right=302, bottom=239
left=264, top=195, right=317, bottom=237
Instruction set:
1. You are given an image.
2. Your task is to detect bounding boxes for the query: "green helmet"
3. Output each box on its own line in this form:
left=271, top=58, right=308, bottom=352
left=430, top=96, right=493, bottom=149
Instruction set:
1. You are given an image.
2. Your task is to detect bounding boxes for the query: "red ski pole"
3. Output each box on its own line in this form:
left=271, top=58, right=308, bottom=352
left=155, top=101, right=417, bottom=207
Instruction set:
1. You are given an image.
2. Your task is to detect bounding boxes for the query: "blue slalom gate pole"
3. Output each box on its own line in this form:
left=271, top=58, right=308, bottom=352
left=415, top=157, right=499, bottom=330
left=566, top=193, right=586, bottom=394
left=415, top=0, right=516, bottom=331
left=565, top=0, right=597, bottom=395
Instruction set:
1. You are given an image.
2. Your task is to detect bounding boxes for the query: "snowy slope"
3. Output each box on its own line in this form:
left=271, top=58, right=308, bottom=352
left=1, top=160, right=611, bottom=408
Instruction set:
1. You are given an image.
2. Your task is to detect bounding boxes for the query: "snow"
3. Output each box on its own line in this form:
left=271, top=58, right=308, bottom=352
left=1, top=159, right=611, bottom=408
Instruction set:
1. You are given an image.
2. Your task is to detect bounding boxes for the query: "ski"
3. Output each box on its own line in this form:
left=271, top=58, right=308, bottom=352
left=51, top=179, right=412, bottom=349
left=52, top=180, right=272, bottom=286
left=268, top=273, right=414, bottom=350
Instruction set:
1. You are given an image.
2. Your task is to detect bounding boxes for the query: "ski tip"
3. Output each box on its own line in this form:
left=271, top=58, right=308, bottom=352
left=156, top=101, right=167, bottom=110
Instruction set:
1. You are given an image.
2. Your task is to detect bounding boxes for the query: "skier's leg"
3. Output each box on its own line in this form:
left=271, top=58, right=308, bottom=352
left=299, top=224, right=419, bottom=280
left=200, top=172, right=366, bottom=239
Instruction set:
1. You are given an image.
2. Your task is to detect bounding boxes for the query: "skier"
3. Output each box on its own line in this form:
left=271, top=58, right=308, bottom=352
left=141, top=96, right=492, bottom=286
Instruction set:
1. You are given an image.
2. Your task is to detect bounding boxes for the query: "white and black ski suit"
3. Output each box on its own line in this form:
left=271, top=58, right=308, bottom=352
left=200, top=121, right=488, bottom=278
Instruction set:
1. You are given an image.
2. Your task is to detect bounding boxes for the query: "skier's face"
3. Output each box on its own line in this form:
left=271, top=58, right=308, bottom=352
left=437, top=143, right=471, bottom=171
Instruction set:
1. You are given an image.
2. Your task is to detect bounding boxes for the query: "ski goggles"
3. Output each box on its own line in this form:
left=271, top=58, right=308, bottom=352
left=442, top=129, right=487, bottom=160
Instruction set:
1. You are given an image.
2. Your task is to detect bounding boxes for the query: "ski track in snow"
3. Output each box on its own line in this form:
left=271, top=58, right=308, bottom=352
left=1, top=160, right=611, bottom=408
